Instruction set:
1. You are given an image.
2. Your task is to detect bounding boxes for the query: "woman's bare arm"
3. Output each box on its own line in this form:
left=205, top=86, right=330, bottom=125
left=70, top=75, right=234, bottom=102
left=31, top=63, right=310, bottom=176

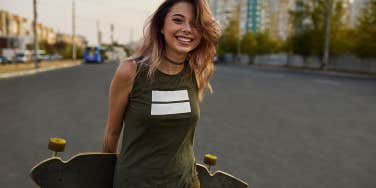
left=102, top=60, right=136, bottom=153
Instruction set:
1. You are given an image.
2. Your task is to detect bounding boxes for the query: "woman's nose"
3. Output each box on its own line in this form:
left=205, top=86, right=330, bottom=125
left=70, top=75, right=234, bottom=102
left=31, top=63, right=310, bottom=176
left=182, top=22, right=192, bottom=33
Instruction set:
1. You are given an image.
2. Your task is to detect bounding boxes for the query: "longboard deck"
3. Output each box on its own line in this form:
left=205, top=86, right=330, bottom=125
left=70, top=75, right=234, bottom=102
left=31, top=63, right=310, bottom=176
left=196, top=163, right=248, bottom=188
left=31, top=153, right=248, bottom=188
left=30, top=153, right=116, bottom=188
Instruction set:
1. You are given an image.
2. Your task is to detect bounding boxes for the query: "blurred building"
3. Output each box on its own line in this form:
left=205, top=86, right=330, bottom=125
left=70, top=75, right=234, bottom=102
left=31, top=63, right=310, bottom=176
left=277, top=0, right=295, bottom=40
left=56, top=33, right=87, bottom=48
left=0, top=10, right=33, bottom=50
left=208, top=0, right=295, bottom=40
left=244, top=0, right=262, bottom=33
left=349, top=0, right=371, bottom=27
left=1, top=9, right=86, bottom=51
left=208, top=0, right=372, bottom=41
left=208, top=0, right=265, bottom=35
left=207, top=0, right=239, bottom=30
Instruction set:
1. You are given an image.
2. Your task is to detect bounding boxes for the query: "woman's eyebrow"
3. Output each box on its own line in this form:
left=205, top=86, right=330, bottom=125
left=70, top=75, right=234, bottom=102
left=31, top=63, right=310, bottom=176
left=171, top=13, right=185, bottom=18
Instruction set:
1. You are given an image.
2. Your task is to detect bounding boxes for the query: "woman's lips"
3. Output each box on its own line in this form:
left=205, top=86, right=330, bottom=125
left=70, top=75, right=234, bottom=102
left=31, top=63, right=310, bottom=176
left=176, top=36, right=193, bottom=42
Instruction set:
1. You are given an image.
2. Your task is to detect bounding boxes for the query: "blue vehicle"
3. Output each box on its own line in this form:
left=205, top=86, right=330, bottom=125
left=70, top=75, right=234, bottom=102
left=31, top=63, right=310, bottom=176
left=83, top=46, right=104, bottom=63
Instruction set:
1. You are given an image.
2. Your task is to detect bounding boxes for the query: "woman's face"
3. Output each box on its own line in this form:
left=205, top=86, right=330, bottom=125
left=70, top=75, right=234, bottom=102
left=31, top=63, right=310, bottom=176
left=161, top=2, right=202, bottom=57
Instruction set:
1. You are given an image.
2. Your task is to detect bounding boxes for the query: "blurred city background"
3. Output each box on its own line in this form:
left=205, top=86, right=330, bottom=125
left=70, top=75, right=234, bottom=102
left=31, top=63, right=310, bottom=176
left=0, top=0, right=375, bottom=188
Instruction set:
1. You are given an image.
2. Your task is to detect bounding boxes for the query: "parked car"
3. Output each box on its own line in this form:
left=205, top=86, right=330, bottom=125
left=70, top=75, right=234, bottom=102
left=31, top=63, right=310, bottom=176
left=0, top=56, right=11, bottom=64
left=16, top=52, right=31, bottom=62
left=50, top=54, right=63, bottom=60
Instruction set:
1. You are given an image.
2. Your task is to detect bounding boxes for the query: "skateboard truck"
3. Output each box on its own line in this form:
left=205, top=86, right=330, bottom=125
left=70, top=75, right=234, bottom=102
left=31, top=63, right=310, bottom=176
left=48, top=137, right=66, bottom=157
left=204, top=153, right=217, bottom=173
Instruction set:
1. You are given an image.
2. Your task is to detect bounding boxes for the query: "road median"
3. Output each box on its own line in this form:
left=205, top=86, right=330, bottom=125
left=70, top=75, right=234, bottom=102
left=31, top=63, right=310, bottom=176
left=0, top=60, right=82, bottom=79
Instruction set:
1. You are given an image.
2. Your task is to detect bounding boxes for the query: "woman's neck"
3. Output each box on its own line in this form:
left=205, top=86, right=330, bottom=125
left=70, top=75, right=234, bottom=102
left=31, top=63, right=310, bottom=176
left=164, top=50, right=187, bottom=63
left=159, top=58, right=185, bottom=75
left=158, top=51, right=187, bottom=75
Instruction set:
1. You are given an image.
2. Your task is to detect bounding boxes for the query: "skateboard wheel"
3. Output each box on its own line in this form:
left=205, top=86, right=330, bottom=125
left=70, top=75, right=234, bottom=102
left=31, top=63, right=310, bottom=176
left=48, top=137, right=66, bottom=152
left=204, top=154, right=217, bottom=166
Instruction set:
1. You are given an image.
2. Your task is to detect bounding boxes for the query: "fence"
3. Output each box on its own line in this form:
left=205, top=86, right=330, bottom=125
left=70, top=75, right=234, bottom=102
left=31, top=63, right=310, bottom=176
left=220, top=53, right=376, bottom=74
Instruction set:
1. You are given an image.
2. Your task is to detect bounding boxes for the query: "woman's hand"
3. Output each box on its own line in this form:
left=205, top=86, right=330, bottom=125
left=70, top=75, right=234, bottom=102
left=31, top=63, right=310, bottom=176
left=102, top=59, right=136, bottom=153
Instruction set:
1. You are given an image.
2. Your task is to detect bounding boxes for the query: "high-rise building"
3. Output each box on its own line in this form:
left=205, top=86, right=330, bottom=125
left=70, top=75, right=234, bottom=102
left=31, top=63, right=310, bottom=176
left=208, top=0, right=266, bottom=35
left=244, top=0, right=295, bottom=39
left=349, top=0, right=371, bottom=27
left=245, top=0, right=261, bottom=33
left=207, top=0, right=240, bottom=30
left=277, top=0, right=295, bottom=40
left=209, top=0, right=295, bottom=40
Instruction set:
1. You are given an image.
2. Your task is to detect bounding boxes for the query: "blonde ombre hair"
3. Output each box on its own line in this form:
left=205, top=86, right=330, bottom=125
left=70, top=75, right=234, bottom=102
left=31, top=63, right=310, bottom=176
left=130, top=0, right=221, bottom=101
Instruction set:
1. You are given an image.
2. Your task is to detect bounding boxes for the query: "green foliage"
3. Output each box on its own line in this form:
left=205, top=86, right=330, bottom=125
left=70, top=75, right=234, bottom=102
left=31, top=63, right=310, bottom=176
left=217, top=18, right=239, bottom=55
left=253, top=32, right=282, bottom=54
left=289, top=0, right=376, bottom=58
left=290, top=30, right=314, bottom=57
left=54, top=41, right=84, bottom=59
left=218, top=0, right=375, bottom=58
left=27, top=41, right=84, bottom=59
left=102, top=42, right=132, bottom=56
left=240, top=32, right=256, bottom=55
left=219, top=24, right=283, bottom=56
left=353, top=0, right=376, bottom=58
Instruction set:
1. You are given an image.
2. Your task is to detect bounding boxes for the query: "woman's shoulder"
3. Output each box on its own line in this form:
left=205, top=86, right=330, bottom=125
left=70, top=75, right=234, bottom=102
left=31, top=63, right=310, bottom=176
left=115, top=58, right=138, bottom=83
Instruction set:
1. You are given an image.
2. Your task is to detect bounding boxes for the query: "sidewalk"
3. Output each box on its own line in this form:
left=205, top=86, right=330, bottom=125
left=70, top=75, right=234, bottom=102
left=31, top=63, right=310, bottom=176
left=245, top=63, right=376, bottom=79
left=0, top=60, right=82, bottom=79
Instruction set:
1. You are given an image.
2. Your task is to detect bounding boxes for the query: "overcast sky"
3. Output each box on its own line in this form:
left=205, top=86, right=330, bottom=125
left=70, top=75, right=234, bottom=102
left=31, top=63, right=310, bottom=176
left=0, top=0, right=165, bottom=45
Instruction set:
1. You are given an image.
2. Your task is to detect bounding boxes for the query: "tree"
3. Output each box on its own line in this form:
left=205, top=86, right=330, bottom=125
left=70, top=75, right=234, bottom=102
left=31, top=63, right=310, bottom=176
left=329, top=0, right=355, bottom=55
left=217, top=17, right=239, bottom=55
left=353, top=0, right=376, bottom=58
left=240, top=32, right=257, bottom=55
left=289, top=0, right=349, bottom=58
left=253, top=32, right=281, bottom=54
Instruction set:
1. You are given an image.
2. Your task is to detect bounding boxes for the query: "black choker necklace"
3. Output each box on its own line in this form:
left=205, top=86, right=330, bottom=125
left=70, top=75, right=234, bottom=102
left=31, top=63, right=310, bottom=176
left=164, top=56, right=185, bottom=65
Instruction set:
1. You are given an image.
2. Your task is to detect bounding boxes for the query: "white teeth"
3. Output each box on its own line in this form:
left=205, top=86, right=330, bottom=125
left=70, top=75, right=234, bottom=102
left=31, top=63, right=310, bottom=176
left=177, top=37, right=192, bottom=42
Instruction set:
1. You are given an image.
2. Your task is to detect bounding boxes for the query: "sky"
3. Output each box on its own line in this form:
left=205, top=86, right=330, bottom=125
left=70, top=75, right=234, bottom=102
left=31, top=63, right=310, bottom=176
left=0, top=0, right=165, bottom=45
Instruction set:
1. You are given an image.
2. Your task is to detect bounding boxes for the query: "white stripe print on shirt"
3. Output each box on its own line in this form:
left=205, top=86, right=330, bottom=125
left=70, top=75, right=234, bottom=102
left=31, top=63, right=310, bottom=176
left=151, top=90, right=191, bottom=115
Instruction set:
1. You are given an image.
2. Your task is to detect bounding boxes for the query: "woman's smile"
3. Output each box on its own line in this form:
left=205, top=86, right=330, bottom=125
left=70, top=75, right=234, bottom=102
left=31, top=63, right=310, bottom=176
left=162, top=2, right=202, bottom=56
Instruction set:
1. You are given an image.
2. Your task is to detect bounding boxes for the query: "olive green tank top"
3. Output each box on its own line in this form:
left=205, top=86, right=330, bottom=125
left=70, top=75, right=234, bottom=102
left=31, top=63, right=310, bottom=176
left=113, top=59, right=200, bottom=188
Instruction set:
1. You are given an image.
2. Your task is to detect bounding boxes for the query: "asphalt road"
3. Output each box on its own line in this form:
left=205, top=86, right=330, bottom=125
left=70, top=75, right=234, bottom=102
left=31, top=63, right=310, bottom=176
left=0, top=62, right=375, bottom=188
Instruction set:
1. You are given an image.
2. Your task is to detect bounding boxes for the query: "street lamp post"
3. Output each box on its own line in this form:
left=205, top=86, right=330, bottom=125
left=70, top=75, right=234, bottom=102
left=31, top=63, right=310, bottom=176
left=72, top=0, right=77, bottom=63
left=33, top=0, right=39, bottom=68
left=323, top=0, right=332, bottom=70
left=236, top=0, right=243, bottom=64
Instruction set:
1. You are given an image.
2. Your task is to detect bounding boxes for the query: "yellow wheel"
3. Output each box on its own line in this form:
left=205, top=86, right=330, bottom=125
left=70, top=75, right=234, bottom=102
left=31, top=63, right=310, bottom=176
left=48, top=137, right=66, bottom=153
left=204, top=154, right=217, bottom=166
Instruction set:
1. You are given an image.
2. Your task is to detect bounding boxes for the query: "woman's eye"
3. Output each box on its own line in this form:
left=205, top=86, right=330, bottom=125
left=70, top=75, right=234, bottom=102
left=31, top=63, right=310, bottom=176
left=173, top=18, right=183, bottom=24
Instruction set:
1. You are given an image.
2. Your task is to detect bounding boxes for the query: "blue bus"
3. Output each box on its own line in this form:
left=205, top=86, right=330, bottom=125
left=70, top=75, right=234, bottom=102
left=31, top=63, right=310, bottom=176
left=83, top=46, right=104, bottom=63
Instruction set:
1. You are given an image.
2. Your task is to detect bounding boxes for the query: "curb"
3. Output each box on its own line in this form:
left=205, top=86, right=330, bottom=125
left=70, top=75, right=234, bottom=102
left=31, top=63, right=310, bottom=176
left=246, top=64, right=376, bottom=79
left=0, top=63, right=81, bottom=79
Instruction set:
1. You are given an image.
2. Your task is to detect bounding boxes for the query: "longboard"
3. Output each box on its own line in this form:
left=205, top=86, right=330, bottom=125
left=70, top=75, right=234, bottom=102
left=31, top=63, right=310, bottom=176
left=30, top=138, right=248, bottom=188
left=30, top=153, right=117, bottom=188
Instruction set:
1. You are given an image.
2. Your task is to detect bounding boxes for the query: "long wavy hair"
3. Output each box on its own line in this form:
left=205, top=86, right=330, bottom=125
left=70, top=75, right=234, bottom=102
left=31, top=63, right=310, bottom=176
left=130, top=0, right=221, bottom=101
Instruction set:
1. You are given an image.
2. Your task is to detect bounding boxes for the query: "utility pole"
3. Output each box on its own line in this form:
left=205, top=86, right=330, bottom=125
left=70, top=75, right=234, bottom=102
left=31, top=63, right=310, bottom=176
left=72, top=0, right=77, bottom=63
left=129, top=28, right=134, bottom=43
left=97, top=20, right=102, bottom=45
left=110, top=24, right=114, bottom=61
left=323, top=0, right=332, bottom=70
left=33, top=0, right=39, bottom=68
left=236, top=0, right=242, bottom=64
left=110, top=24, right=114, bottom=45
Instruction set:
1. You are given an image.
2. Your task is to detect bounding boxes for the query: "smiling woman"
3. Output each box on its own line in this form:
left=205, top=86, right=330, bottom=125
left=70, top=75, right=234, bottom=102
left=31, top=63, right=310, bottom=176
left=102, top=0, right=221, bottom=188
